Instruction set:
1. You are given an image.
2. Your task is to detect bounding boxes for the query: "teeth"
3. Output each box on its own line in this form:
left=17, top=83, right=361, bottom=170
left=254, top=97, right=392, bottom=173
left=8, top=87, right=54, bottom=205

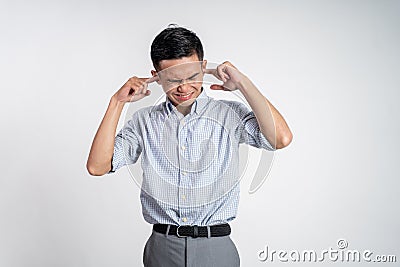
left=177, top=92, right=192, bottom=97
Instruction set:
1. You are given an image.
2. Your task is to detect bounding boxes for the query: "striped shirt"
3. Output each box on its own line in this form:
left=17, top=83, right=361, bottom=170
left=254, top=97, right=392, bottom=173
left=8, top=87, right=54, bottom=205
left=108, top=88, right=275, bottom=226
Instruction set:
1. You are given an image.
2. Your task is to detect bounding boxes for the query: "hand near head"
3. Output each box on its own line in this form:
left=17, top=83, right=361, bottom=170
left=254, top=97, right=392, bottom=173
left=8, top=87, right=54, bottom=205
left=113, top=75, right=159, bottom=103
left=205, top=61, right=244, bottom=91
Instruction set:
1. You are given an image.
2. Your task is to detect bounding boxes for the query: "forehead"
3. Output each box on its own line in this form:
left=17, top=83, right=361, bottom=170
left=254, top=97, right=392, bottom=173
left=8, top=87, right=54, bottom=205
left=158, top=53, right=200, bottom=70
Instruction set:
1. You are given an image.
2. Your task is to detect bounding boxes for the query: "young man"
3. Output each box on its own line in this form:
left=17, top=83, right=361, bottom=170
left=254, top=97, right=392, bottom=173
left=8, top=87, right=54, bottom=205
left=87, top=25, right=292, bottom=266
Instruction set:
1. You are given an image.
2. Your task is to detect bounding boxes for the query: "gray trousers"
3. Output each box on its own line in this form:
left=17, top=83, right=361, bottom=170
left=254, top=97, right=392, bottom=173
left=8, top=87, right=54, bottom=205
left=143, top=229, right=240, bottom=267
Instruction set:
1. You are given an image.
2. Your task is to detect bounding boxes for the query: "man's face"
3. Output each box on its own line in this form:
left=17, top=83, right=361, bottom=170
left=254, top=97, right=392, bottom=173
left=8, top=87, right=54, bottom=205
left=152, top=54, right=207, bottom=107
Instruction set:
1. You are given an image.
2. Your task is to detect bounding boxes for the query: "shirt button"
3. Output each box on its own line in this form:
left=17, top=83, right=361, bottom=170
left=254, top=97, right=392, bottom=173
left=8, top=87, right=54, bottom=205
left=182, top=194, right=186, bottom=200
left=182, top=217, right=187, bottom=222
left=182, top=171, right=187, bottom=176
left=181, top=145, right=186, bottom=150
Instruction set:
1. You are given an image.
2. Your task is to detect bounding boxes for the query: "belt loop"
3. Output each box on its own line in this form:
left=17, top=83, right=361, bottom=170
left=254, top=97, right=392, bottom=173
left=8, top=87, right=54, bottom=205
left=206, top=226, right=211, bottom=238
left=193, top=225, right=199, bottom=238
left=165, top=225, right=171, bottom=237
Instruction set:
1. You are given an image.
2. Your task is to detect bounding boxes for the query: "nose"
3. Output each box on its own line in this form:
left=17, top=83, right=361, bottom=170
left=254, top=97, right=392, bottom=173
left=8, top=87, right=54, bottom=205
left=177, top=82, right=191, bottom=93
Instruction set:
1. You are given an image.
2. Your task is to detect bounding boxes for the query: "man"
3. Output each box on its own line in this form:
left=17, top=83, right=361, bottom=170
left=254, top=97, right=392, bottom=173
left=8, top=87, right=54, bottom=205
left=87, top=25, right=292, bottom=266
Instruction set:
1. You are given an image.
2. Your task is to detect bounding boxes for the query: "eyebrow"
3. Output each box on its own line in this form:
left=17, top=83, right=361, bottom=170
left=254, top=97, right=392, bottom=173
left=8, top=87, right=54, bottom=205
left=167, top=72, right=200, bottom=82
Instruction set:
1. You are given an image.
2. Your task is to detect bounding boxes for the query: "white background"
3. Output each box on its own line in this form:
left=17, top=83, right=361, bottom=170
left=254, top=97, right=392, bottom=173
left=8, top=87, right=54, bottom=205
left=1, top=0, right=399, bottom=266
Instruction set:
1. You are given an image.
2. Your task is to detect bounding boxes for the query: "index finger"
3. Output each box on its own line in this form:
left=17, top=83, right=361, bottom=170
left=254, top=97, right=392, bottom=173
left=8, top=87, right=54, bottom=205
left=145, top=75, right=159, bottom=83
left=204, top=68, right=216, bottom=74
left=204, top=68, right=217, bottom=75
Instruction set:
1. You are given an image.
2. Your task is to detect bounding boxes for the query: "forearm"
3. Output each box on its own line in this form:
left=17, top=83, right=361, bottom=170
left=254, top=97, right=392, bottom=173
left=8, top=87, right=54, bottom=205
left=86, top=95, right=125, bottom=176
left=239, top=77, right=292, bottom=149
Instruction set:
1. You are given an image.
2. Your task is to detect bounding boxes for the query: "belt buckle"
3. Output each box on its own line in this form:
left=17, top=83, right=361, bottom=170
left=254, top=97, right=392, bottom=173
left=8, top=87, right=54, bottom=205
left=176, top=225, right=184, bottom=238
left=176, top=225, right=199, bottom=238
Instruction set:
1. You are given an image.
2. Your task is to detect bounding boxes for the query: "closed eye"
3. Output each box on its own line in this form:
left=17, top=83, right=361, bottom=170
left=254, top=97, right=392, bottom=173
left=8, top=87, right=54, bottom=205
left=167, top=72, right=200, bottom=84
left=187, top=73, right=199, bottom=80
left=168, top=79, right=183, bottom=83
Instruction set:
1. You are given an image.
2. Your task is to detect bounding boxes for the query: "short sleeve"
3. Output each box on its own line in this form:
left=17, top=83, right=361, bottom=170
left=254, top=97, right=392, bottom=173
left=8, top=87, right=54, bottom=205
left=234, top=101, right=276, bottom=151
left=107, top=115, right=143, bottom=174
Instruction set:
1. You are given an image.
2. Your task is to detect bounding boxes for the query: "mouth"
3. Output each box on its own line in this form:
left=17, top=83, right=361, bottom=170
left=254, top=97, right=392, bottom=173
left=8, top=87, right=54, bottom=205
left=174, top=91, right=194, bottom=102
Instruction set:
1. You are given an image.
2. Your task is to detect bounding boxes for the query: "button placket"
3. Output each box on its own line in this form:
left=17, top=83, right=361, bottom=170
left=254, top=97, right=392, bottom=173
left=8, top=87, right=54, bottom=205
left=178, top=116, right=189, bottom=181
left=177, top=115, right=190, bottom=224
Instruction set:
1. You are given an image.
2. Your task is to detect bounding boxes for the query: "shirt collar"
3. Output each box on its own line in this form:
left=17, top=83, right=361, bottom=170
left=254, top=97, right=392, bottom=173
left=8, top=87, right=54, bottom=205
left=165, top=87, right=209, bottom=115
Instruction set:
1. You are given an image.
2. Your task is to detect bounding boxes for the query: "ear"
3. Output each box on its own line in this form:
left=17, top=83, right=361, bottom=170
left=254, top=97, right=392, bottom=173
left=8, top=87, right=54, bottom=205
left=151, top=70, right=161, bottom=85
left=201, top=59, right=207, bottom=73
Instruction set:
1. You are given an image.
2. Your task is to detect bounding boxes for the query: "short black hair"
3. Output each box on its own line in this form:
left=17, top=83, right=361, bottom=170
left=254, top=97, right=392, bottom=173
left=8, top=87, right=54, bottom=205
left=151, top=24, right=204, bottom=70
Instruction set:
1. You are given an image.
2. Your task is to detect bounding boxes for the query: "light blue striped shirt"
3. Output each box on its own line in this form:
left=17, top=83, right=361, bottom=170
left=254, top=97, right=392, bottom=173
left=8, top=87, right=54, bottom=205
left=109, top=88, right=275, bottom=226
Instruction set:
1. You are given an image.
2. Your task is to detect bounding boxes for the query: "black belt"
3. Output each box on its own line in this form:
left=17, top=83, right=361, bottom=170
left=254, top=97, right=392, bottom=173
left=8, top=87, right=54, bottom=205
left=153, top=223, right=231, bottom=238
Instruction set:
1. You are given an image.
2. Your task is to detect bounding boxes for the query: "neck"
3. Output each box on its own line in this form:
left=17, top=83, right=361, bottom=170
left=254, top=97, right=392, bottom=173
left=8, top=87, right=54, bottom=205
left=177, top=104, right=192, bottom=116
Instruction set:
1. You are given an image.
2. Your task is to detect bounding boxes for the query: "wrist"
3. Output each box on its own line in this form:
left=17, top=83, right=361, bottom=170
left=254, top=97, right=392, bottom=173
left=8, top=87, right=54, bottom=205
left=237, top=75, right=252, bottom=93
left=110, top=94, right=126, bottom=110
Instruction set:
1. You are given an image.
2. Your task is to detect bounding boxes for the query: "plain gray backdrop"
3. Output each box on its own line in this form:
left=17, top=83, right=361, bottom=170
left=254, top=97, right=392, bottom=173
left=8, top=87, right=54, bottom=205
left=1, top=0, right=399, bottom=266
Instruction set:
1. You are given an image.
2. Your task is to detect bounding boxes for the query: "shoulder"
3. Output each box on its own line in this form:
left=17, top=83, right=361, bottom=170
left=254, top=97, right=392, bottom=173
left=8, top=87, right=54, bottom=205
left=128, top=102, right=166, bottom=122
left=211, top=99, right=251, bottom=114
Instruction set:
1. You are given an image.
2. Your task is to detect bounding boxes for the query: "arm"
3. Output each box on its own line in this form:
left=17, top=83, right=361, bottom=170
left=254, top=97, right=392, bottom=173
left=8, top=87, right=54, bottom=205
left=206, top=61, right=293, bottom=149
left=238, top=77, right=292, bottom=149
left=86, top=76, right=155, bottom=176
left=86, top=96, right=124, bottom=176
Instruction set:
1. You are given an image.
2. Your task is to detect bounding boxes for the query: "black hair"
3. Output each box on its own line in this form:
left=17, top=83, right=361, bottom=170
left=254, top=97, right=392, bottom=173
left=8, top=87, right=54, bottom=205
left=151, top=24, right=204, bottom=70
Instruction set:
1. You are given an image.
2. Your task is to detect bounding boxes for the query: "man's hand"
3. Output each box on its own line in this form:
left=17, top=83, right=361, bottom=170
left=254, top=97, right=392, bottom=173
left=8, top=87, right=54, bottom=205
left=205, top=61, right=245, bottom=91
left=113, top=76, right=159, bottom=103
